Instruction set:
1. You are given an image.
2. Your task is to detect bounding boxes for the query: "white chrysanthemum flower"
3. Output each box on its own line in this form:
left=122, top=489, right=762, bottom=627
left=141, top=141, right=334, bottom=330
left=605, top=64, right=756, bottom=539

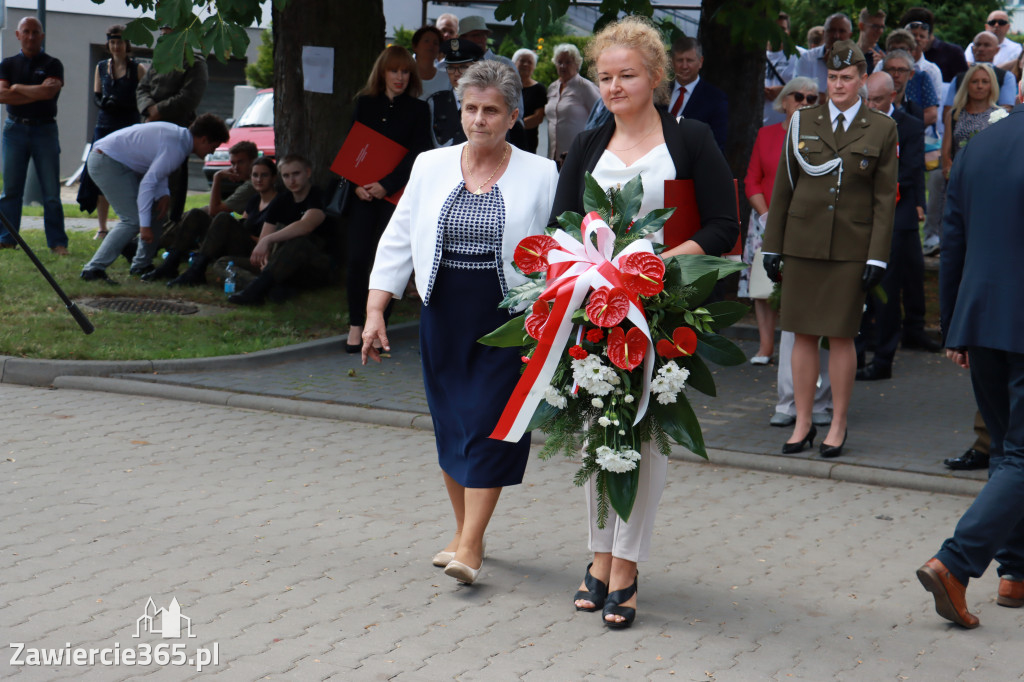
left=656, top=391, right=677, bottom=404
left=595, top=447, right=639, bottom=473
left=598, top=416, right=612, bottom=427
left=621, top=449, right=641, bottom=462
left=990, top=108, right=1009, bottom=124
left=623, top=394, right=634, bottom=403
left=544, top=386, right=567, bottom=409
left=572, top=354, right=616, bottom=396
left=618, top=429, right=626, bottom=435
left=592, top=397, right=604, bottom=408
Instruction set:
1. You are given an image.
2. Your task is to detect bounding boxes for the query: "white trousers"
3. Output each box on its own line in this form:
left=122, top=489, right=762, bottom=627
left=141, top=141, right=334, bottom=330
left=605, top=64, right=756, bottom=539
left=585, top=440, right=668, bottom=562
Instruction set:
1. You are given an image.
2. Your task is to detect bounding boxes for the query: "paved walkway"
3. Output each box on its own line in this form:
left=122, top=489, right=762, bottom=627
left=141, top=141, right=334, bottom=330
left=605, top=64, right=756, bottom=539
left=1, top=384, right=1020, bottom=680
left=92, top=322, right=984, bottom=494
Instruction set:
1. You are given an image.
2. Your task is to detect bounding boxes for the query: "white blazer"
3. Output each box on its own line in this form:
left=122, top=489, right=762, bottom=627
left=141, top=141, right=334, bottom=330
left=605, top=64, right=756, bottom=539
left=369, top=143, right=558, bottom=310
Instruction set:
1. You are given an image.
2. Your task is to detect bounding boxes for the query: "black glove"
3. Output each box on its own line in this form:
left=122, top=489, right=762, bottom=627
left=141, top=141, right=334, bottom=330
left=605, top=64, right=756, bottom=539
left=763, top=253, right=783, bottom=283
left=862, top=263, right=886, bottom=291
left=101, top=95, right=118, bottom=110
left=93, top=91, right=105, bottom=109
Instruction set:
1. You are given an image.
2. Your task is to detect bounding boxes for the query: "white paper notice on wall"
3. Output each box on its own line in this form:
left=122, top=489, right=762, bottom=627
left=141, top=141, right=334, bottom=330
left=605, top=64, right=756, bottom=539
left=302, top=46, right=334, bottom=94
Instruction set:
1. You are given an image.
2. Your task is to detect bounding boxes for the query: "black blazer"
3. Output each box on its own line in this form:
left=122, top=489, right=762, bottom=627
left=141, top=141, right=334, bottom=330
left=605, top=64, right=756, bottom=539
left=550, top=109, right=737, bottom=257
left=892, top=107, right=926, bottom=232
left=349, top=92, right=431, bottom=195
left=680, top=78, right=729, bottom=153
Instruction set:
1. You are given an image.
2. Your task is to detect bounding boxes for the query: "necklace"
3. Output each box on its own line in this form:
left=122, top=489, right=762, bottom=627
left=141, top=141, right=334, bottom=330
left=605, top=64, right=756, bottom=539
left=463, top=143, right=509, bottom=195
left=608, top=119, right=661, bottom=152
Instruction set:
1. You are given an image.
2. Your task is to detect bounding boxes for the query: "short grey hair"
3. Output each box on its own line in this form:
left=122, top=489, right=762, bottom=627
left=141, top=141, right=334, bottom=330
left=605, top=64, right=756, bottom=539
left=825, top=12, right=852, bottom=32
left=774, top=76, right=819, bottom=112
left=511, top=48, right=537, bottom=67
left=883, top=49, right=914, bottom=70
left=553, top=43, right=583, bottom=67
left=455, top=60, right=522, bottom=115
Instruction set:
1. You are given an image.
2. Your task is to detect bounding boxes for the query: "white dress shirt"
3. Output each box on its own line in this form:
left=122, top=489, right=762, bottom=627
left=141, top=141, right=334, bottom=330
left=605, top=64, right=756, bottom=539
left=965, top=38, right=1022, bottom=67
left=669, top=76, right=699, bottom=114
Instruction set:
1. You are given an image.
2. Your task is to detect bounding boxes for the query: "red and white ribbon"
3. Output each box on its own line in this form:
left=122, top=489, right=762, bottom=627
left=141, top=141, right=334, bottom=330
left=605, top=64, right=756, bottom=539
left=490, top=212, right=656, bottom=442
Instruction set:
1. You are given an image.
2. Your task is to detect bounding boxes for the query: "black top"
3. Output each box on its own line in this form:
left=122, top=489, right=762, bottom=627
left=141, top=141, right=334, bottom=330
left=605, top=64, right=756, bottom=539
left=550, top=109, right=738, bottom=257
left=0, top=50, right=63, bottom=119
left=522, top=81, right=548, bottom=154
left=96, top=58, right=141, bottom=131
left=350, top=92, right=431, bottom=195
left=243, top=192, right=275, bottom=238
left=265, top=186, right=328, bottom=246
left=926, top=39, right=970, bottom=83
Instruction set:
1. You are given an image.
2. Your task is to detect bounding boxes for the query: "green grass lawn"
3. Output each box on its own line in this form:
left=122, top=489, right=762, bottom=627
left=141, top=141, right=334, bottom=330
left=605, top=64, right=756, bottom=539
left=0, top=229, right=420, bottom=361
left=22, top=193, right=214, bottom=219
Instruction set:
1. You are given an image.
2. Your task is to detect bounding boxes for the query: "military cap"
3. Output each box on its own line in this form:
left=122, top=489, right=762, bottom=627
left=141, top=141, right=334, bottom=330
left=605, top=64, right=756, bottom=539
left=827, top=40, right=866, bottom=70
left=442, top=38, right=484, bottom=65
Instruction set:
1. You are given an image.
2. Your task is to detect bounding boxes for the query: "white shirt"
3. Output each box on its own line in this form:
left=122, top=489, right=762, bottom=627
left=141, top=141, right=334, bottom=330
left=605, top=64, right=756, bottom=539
left=794, top=44, right=829, bottom=93
left=764, top=49, right=799, bottom=125
left=93, top=122, right=192, bottom=229
left=591, top=144, right=674, bottom=243
left=670, top=76, right=699, bottom=114
left=965, top=38, right=1022, bottom=66
left=914, top=54, right=944, bottom=101
left=419, top=67, right=451, bottom=100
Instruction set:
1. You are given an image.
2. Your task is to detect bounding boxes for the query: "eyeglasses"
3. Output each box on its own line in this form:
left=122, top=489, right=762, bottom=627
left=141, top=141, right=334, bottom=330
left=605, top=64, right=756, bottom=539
left=791, top=92, right=818, bottom=104
left=904, top=21, right=931, bottom=32
left=866, top=23, right=885, bottom=31
left=988, top=19, right=1009, bottom=27
left=447, top=64, right=471, bottom=75
left=884, top=67, right=912, bottom=75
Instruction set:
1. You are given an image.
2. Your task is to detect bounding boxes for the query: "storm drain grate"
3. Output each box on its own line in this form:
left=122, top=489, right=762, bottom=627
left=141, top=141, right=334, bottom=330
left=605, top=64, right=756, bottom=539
left=81, top=298, right=200, bottom=315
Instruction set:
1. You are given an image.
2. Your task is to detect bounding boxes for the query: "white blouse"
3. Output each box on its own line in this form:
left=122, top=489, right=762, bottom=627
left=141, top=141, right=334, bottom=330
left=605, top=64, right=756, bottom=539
left=591, top=143, right=674, bottom=243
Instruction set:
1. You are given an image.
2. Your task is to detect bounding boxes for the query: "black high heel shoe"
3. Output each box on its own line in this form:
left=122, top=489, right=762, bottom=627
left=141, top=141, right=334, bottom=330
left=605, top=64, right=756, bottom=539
left=573, top=562, right=609, bottom=612
left=819, top=429, right=848, bottom=458
left=782, top=425, right=817, bottom=454
left=603, top=573, right=638, bottom=629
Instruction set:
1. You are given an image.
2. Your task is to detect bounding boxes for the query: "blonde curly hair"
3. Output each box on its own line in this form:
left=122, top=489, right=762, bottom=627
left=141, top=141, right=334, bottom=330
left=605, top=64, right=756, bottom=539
left=585, top=15, right=670, bottom=105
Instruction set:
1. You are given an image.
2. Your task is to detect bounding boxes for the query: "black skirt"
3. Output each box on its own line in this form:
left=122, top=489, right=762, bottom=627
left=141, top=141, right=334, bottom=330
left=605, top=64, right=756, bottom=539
left=420, top=259, right=530, bottom=488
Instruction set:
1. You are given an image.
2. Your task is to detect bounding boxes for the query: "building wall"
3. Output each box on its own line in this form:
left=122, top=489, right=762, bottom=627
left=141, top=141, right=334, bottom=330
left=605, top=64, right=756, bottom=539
left=1, top=7, right=263, bottom=178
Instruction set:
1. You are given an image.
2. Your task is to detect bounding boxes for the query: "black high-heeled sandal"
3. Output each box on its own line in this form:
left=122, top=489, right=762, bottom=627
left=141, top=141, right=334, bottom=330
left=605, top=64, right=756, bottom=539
left=573, top=562, right=609, bottom=612
left=602, top=573, right=638, bottom=629
left=782, top=425, right=816, bottom=454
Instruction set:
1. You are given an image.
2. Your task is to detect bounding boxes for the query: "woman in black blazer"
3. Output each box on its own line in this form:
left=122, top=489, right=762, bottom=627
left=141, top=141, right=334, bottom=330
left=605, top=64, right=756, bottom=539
left=550, top=17, right=737, bottom=629
left=345, top=46, right=431, bottom=352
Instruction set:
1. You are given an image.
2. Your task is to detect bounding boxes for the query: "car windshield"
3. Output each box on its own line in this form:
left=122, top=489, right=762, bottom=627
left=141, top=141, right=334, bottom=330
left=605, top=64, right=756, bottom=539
left=236, top=92, right=274, bottom=127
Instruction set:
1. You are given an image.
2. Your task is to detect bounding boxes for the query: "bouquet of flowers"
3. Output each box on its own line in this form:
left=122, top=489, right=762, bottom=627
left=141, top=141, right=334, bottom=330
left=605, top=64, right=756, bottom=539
left=481, top=173, right=748, bottom=527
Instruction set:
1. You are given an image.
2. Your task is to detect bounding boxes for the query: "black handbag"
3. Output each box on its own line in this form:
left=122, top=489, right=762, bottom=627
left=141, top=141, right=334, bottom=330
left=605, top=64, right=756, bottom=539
left=325, top=178, right=351, bottom=218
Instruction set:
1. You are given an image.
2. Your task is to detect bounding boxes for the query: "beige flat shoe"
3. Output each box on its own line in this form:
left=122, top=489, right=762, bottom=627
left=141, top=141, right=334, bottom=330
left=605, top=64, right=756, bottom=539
left=432, top=550, right=455, bottom=567
left=444, top=559, right=481, bottom=585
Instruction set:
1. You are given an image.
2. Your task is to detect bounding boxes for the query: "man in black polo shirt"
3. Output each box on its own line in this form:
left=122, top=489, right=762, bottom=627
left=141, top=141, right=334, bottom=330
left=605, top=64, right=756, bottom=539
left=0, top=16, right=68, bottom=254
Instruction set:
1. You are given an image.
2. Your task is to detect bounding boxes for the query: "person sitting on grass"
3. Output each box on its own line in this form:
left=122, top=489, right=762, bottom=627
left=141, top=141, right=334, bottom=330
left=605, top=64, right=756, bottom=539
left=79, top=112, right=229, bottom=284
left=167, top=156, right=277, bottom=288
left=225, top=154, right=331, bottom=306
left=143, top=139, right=260, bottom=282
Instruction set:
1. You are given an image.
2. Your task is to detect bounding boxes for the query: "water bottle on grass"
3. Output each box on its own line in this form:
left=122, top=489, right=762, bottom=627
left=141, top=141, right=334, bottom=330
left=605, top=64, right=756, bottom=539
left=225, top=261, right=237, bottom=295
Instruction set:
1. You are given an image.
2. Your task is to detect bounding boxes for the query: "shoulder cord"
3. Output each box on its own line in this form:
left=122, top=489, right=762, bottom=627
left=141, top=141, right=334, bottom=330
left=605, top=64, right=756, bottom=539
left=787, top=109, right=843, bottom=193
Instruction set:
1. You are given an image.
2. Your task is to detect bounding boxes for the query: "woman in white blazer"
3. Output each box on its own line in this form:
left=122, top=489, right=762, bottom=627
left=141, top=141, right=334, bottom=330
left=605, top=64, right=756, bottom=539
left=363, top=61, right=558, bottom=586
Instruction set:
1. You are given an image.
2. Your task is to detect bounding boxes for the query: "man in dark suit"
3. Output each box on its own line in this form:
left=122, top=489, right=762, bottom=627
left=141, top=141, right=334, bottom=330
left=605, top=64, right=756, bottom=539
left=856, top=71, right=933, bottom=380
left=917, top=101, right=1024, bottom=629
left=668, top=36, right=729, bottom=152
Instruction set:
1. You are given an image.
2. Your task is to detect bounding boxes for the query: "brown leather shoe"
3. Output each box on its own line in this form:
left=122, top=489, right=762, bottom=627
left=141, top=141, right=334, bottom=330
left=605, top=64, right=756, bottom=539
left=997, top=578, right=1024, bottom=608
left=917, top=558, right=980, bottom=628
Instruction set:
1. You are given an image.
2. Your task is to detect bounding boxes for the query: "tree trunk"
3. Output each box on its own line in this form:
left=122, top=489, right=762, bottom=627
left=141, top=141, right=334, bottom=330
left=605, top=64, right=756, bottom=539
left=273, top=1, right=386, bottom=188
left=699, top=0, right=766, bottom=225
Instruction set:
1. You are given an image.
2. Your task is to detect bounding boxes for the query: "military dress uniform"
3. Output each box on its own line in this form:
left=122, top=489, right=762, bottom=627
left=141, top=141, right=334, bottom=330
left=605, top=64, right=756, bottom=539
left=762, top=70, right=898, bottom=338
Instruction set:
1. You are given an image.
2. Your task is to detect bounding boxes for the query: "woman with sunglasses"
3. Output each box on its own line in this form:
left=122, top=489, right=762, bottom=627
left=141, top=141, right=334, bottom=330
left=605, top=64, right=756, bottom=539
left=741, top=76, right=819, bottom=366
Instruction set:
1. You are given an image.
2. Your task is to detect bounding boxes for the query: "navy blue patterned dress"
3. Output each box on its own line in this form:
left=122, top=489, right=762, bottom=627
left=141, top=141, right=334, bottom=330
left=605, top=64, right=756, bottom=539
left=419, top=183, right=531, bottom=488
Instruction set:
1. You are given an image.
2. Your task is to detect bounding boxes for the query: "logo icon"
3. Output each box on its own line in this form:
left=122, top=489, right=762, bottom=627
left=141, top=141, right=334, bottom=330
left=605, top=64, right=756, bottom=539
left=134, top=597, right=196, bottom=639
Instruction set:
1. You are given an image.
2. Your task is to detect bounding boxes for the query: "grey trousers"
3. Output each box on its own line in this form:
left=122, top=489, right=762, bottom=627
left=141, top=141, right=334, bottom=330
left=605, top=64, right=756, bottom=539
left=82, top=151, right=161, bottom=272
left=775, top=330, right=833, bottom=415
left=586, top=440, right=667, bottom=563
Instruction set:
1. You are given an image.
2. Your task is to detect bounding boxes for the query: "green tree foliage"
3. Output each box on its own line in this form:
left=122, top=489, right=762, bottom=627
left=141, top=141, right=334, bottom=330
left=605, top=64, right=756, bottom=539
left=391, top=25, right=415, bottom=50
left=244, top=26, right=273, bottom=88
left=782, top=0, right=1003, bottom=52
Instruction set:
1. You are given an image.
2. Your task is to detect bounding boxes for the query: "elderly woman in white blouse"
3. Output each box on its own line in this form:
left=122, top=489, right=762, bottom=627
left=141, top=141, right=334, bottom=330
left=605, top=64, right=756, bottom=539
left=363, top=61, right=558, bottom=587
left=545, top=43, right=600, bottom=165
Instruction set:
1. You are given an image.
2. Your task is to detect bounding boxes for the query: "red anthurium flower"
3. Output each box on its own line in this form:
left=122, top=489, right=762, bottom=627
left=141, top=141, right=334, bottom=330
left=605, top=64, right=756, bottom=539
left=656, top=326, right=698, bottom=358
left=525, top=300, right=550, bottom=340
left=568, top=345, right=588, bottom=360
left=513, top=235, right=560, bottom=274
left=585, top=286, right=630, bottom=327
left=607, top=326, right=647, bottom=371
left=619, top=252, right=666, bottom=297
left=585, top=328, right=604, bottom=343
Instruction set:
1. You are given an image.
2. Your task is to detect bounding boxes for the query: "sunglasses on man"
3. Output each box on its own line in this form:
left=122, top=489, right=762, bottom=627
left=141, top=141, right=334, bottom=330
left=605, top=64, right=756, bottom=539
left=792, top=92, right=818, bottom=104
left=904, top=21, right=931, bottom=32
left=988, top=19, right=1010, bottom=27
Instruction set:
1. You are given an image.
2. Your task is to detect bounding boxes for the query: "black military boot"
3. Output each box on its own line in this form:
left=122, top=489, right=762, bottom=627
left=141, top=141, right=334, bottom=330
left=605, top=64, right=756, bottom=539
left=166, top=254, right=210, bottom=288
left=143, top=250, right=185, bottom=281
left=228, top=271, right=275, bottom=306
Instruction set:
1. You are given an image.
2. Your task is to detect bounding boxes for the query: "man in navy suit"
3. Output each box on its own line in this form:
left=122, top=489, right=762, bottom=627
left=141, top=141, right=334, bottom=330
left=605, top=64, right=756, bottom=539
left=856, top=71, right=933, bottom=380
left=668, top=37, right=729, bottom=152
left=917, top=99, right=1024, bottom=629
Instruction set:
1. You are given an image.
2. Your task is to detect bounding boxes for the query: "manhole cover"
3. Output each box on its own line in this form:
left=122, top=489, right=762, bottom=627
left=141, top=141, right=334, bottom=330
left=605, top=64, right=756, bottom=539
left=79, top=298, right=200, bottom=315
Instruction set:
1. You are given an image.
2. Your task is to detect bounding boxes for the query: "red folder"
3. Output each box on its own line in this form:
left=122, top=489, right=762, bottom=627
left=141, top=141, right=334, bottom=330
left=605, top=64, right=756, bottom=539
left=331, top=121, right=407, bottom=205
left=663, top=178, right=742, bottom=255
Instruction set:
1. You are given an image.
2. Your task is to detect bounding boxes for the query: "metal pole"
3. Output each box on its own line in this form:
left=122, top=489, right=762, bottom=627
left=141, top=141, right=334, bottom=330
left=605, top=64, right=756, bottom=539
left=38, top=0, right=45, bottom=48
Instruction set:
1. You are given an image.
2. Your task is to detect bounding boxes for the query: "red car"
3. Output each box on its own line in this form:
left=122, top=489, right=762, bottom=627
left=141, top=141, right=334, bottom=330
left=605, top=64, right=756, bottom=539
left=203, top=88, right=274, bottom=184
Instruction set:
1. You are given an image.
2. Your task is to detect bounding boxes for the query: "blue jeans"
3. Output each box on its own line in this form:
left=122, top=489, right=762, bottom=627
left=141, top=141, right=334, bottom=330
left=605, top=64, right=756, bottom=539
left=82, top=151, right=159, bottom=272
left=0, top=119, right=67, bottom=248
